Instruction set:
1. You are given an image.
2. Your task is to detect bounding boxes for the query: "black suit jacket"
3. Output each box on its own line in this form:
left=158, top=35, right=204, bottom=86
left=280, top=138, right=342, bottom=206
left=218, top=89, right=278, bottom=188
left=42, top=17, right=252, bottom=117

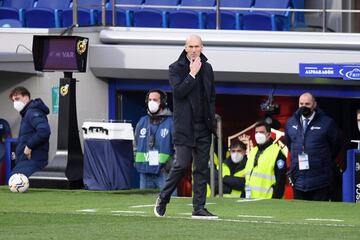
left=169, top=50, right=216, bottom=147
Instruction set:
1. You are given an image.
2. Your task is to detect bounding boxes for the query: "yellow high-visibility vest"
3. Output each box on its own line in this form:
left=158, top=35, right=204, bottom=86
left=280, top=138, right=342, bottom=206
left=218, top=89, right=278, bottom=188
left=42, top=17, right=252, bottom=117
left=222, top=163, right=246, bottom=197
left=206, top=162, right=246, bottom=197
left=244, top=144, right=280, bottom=199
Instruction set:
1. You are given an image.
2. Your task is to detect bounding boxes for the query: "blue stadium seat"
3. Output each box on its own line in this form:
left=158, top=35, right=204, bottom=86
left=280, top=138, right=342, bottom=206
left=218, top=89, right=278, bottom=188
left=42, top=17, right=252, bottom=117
left=292, top=0, right=305, bottom=28
left=97, top=7, right=127, bottom=26
left=0, top=18, right=22, bottom=27
left=0, top=0, right=35, bottom=25
left=133, top=0, right=179, bottom=28
left=169, top=0, right=215, bottom=29
left=25, top=0, right=71, bottom=28
left=96, top=0, right=144, bottom=27
left=105, top=0, right=144, bottom=26
left=206, top=0, right=254, bottom=30
left=62, top=0, right=108, bottom=27
left=242, top=0, right=292, bottom=31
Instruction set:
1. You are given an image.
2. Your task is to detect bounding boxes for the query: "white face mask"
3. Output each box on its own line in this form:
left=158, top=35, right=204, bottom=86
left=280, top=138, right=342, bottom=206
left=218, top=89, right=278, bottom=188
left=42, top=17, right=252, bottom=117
left=13, top=101, right=26, bottom=112
left=148, top=100, right=160, bottom=113
left=255, top=132, right=267, bottom=145
left=230, top=152, right=244, bottom=164
left=358, top=122, right=360, bottom=132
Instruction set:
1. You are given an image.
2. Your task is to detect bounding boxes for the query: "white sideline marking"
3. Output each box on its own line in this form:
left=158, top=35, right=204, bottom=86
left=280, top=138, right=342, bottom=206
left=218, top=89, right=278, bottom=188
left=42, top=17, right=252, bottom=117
left=129, top=204, right=155, bottom=208
left=177, top=212, right=192, bottom=216
left=113, top=214, right=149, bottom=217
left=112, top=210, right=145, bottom=214
left=186, top=202, right=216, bottom=206
left=236, top=199, right=267, bottom=203
left=238, top=215, right=273, bottom=219
left=305, top=218, right=344, bottom=222
left=76, top=209, right=97, bottom=213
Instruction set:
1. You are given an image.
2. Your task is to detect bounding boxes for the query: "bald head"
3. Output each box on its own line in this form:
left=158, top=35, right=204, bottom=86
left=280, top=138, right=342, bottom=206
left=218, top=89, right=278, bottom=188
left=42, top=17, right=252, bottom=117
left=299, top=92, right=317, bottom=117
left=185, top=35, right=203, bottom=61
left=185, top=35, right=203, bottom=46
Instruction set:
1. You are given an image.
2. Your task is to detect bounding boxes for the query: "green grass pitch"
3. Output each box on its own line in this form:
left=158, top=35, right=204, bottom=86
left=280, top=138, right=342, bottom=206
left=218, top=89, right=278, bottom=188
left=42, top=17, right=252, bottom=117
left=0, top=186, right=359, bottom=240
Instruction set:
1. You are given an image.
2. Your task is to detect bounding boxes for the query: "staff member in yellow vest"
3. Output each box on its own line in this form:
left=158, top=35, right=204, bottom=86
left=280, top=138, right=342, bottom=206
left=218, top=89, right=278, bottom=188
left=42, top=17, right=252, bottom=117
left=244, top=121, right=286, bottom=199
left=222, top=140, right=248, bottom=197
left=207, top=140, right=247, bottom=197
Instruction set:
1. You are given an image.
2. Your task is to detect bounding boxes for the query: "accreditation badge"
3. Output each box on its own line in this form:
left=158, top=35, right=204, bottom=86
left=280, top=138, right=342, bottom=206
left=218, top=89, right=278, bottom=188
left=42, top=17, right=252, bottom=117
left=298, top=152, right=310, bottom=170
left=148, top=150, right=160, bottom=166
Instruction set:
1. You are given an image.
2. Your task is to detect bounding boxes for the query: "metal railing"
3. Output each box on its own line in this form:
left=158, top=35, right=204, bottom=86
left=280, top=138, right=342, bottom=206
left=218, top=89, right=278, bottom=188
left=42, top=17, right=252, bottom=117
left=70, top=0, right=360, bottom=32
left=209, top=114, right=223, bottom=197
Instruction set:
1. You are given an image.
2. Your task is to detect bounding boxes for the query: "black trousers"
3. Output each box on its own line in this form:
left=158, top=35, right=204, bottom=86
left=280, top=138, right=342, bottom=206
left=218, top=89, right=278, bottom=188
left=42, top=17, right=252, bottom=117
left=159, top=123, right=211, bottom=210
left=294, top=186, right=331, bottom=201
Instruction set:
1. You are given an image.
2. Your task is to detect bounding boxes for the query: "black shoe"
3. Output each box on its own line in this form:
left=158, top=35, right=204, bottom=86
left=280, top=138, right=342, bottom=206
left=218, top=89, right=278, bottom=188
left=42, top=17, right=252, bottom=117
left=192, top=208, right=218, bottom=219
left=154, top=196, right=166, bottom=217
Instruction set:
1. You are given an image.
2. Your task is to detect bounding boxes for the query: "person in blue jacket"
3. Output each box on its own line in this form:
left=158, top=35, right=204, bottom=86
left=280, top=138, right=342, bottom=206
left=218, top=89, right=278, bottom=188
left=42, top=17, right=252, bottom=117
left=134, top=89, right=174, bottom=191
left=285, top=92, right=341, bottom=201
left=9, top=86, right=51, bottom=178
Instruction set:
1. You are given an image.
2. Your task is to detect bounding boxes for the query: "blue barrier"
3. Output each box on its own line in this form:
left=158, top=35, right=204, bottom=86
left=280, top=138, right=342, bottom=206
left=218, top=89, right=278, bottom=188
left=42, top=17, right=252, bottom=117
left=5, top=137, right=17, bottom=184
left=343, top=149, right=360, bottom=203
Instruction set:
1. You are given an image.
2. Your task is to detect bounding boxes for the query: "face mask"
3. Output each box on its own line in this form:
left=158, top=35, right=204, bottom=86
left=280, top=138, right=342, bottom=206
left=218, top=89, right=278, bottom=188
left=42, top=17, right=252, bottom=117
left=358, top=122, right=360, bottom=132
left=148, top=100, right=160, bottom=114
left=13, top=101, right=26, bottom=112
left=230, top=152, right=244, bottom=164
left=255, top=132, right=267, bottom=145
left=300, top=106, right=312, bottom=118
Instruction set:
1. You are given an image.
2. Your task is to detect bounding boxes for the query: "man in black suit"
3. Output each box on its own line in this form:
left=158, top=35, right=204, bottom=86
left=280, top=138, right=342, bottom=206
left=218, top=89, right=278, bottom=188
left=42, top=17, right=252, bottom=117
left=154, top=35, right=217, bottom=219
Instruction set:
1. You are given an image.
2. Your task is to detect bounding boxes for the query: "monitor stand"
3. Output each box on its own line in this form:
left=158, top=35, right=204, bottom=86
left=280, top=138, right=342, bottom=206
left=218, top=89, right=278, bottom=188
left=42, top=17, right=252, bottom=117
left=29, top=72, right=83, bottom=189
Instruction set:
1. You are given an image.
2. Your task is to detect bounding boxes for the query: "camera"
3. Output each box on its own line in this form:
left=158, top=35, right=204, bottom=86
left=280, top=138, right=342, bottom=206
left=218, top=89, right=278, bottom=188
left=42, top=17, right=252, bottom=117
left=260, top=102, right=280, bottom=115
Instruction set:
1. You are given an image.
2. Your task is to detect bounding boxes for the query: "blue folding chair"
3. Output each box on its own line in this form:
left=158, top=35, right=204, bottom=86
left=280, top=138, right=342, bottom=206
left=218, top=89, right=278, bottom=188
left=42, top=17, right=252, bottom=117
left=132, top=0, right=179, bottom=28
left=0, top=0, right=35, bottom=25
left=0, top=18, right=22, bottom=27
left=25, top=0, right=71, bottom=28
left=168, top=0, right=215, bottom=29
left=206, top=0, right=254, bottom=30
left=242, top=0, right=292, bottom=31
left=63, top=0, right=110, bottom=27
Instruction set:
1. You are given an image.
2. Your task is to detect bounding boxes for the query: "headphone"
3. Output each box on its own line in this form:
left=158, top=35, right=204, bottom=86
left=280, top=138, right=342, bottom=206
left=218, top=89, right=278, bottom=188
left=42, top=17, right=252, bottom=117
left=145, top=89, right=167, bottom=109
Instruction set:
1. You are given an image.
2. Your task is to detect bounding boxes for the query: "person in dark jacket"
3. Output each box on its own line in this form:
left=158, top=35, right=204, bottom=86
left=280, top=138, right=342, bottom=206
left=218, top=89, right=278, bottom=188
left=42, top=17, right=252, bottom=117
left=285, top=92, right=341, bottom=201
left=9, top=86, right=51, bottom=178
left=154, top=34, right=217, bottom=219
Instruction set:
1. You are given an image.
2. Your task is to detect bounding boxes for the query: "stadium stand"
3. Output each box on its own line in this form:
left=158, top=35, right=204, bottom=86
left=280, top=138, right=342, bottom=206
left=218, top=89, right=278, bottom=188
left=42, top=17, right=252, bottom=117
left=242, top=0, right=292, bottom=31
left=132, top=0, right=179, bottom=28
left=0, top=18, right=22, bottom=27
left=62, top=0, right=109, bottom=27
left=96, top=1, right=127, bottom=26
left=168, top=0, right=215, bottom=29
left=105, top=0, right=144, bottom=27
left=25, top=0, right=71, bottom=28
left=0, top=0, right=35, bottom=26
left=206, top=0, right=254, bottom=30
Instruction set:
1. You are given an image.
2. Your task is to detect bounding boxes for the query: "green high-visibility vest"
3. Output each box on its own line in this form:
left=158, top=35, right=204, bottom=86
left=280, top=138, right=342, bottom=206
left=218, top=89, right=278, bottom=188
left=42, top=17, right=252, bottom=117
left=244, top=144, right=280, bottom=199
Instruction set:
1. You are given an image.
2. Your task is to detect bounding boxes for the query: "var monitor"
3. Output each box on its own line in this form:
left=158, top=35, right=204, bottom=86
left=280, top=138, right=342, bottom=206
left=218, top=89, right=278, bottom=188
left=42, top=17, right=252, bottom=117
left=32, top=35, right=89, bottom=72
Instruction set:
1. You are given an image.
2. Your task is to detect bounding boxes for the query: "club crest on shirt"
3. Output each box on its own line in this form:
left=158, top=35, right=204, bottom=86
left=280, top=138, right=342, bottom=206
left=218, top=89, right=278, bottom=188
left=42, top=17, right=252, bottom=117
left=160, top=128, right=169, bottom=138
left=277, top=159, right=285, bottom=169
left=140, top=128, right=147, bottom=138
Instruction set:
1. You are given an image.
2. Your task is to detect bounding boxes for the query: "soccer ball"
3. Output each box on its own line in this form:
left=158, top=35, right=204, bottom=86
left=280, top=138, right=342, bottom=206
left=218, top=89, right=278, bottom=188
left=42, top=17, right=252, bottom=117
left=8, top=173, right=30, bottom=193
